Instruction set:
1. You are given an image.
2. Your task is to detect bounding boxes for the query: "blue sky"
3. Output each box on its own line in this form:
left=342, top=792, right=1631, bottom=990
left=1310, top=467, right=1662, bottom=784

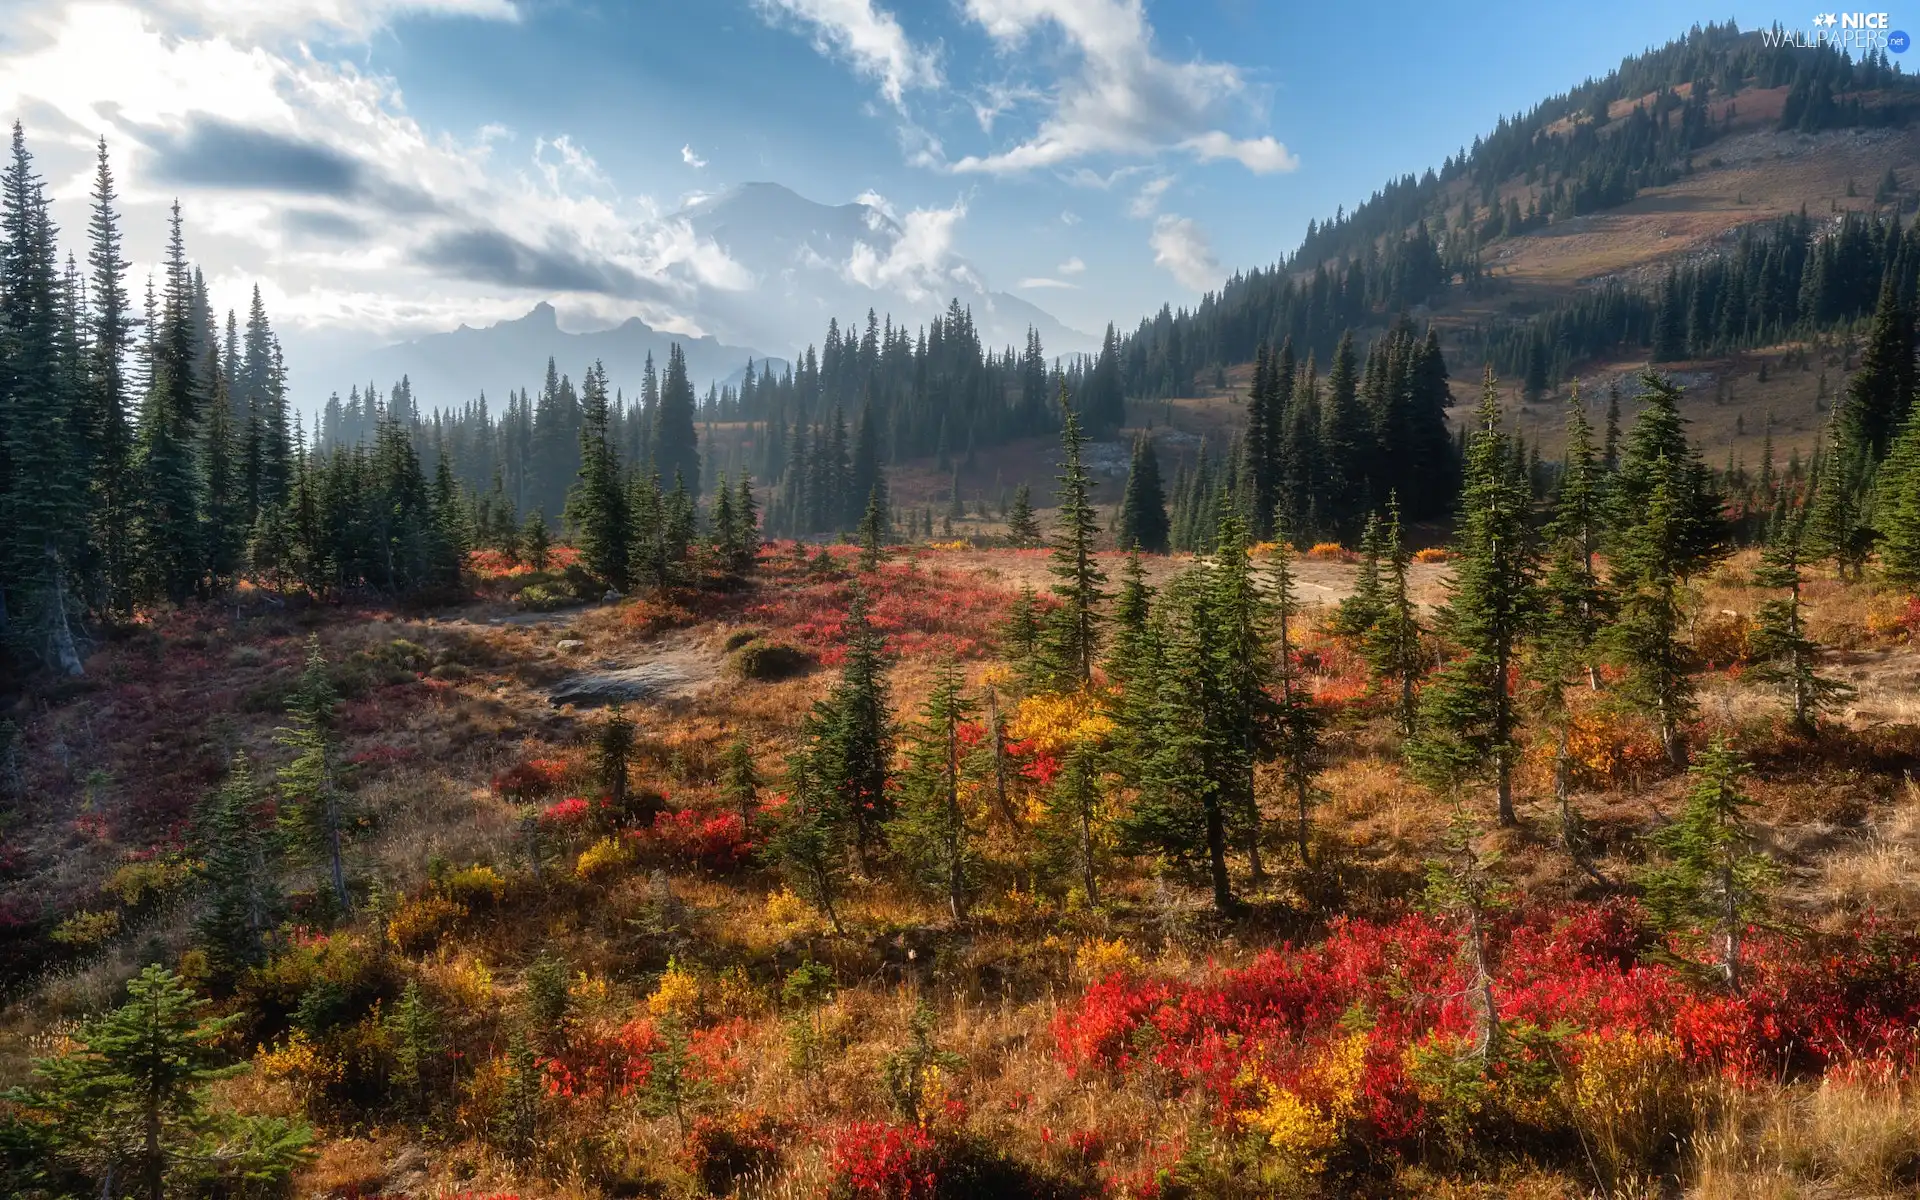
left=0, top=0, right=1851, bottom=375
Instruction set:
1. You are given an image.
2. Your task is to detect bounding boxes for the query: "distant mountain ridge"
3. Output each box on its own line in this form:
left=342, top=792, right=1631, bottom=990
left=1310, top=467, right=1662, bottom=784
left=310, top=180, right=1088, bottom=412
left=324, top=302, right=780, bottom=411
left=673, top=182, right=1092, bottom=358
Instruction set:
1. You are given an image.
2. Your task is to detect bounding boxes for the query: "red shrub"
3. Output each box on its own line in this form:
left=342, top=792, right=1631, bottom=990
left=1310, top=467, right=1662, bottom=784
left=828, top=1121, right=938, bottom=1199
left=491, top=757, right=573, bottom=803
left=650, top=808, right=753, bottom=871
left=540, top=1018, right=663, bottom=1102
left=540, top=796, right=591, bottom=825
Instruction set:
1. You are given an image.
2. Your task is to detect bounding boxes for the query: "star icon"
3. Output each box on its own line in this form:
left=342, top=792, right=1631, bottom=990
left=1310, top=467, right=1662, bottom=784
left=1814, top=12, right=1838, bottom=27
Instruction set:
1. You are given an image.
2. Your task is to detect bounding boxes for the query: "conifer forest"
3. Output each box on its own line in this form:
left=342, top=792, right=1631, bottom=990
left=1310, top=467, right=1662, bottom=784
left=13, top=13, right=1920, bottom=1200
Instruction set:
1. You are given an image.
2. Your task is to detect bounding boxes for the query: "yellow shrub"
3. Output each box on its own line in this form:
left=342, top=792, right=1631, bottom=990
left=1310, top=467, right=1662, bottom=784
left=102, top=856, right=195, bottom=908
left=255, top=1028, right=344, bottom=1092
left=1237, top=1030, right=1368, bottom=1179
left=1075, top=936, right=1144, bottom=980
left=432, top=951, right=496, bottom=1008
left=387, top=893, right=465, bottom=952
left=51, top=909, right=120, bottom=947
left=1240, top=1084, right=1341, bottom=1179
left=1007, top=690, right=1115, bottom=756
left=926, top=539, right=970, bottom=551
left=575, top=835, right=633, bottom=880
left=441, top=863, right=507, bottom=906
left=1565, top=1029, right=1693, bottom=1184
left=765, top=887, right=814, bottom=928
left=648, top=956, right=701, bottom=1021
left=571, top=971, right=616, bottom=1015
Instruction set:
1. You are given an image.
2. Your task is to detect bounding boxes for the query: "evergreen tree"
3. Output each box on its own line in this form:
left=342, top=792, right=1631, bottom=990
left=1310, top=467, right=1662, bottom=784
left=1329, top=510, right=1386, bottom=642
left=888, top=660, right=980, bottom=920
left=277, top=635, right=351, bottom=914
left=1836, top=274, right=1916, bottom=467
left=0, top=122, right=84, bottom=674
left=2, top=965, right=310, bottom=1200
left=1532, top=394, right=1611, bottom=872
left=1003, top=582, right=1043, bottom=689
left=654, top=344, right=700, bottom=500
left=1207, top=510, right=1279, bottom=886
left=198, top=345, right=245, bottom=592
left=1117, top=432, right=1170, bottom=552
left=193, top=753, right=278, bottom=977
left=521, top=508, right=550, bottom=571
left=1604, top=371, right=1726, bottom=767
left=565, top=361, right=629, bottom=591
left=1363, top=496, right=1427, bottom=738
left=857, top=485, right=888, bottom=571
left=596, top=705, right=634, bottom=813
left=137, top=201, right=204, bottom=605
left=1004, top=483, right=1041, bottom=547
left=1410, top=369, right=1536, bottom=826
left=1120, top=571, right=1236, bottom=911
left=1043, top=742, right=1105, bottom=906
left=769, top=742, right=846, bottom=934
left=85, top=137, right=136, bottom=621
left=1268, top=530, right=1325, bottom=865
left=1642, top=738, right=1772, bottom=991
left=1041, top=386, right=1108, bottom=687
left=721, top=734, right=760, bottom=830
left=807, top=586, right=893, bottom=871
left=1749, top=506, right=1851, bottom=735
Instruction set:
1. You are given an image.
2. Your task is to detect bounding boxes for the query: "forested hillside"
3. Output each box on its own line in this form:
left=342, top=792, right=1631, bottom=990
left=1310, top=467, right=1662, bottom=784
left=1111, top=23, right=1920, bottom=401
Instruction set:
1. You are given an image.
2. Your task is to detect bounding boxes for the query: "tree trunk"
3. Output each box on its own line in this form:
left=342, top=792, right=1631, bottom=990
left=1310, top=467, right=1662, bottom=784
left=44, top=546, right=85, bottom=677
left=1078, top=791, right=1098, bottom=907
left=1296, top=769, right=1312, bottom=869
left=1205, top=795, right=1234, bottom=913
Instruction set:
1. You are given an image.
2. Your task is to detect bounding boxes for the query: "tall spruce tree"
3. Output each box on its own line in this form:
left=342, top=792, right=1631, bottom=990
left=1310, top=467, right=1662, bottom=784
left=1117, top=432, right=1170, bottom=553
left=1268, top=529, right=1325, bottom=865
left=85, top=137, right=136, bottom=621
left=193, top=753, right=279, bottom=977
left=808, top=586, right=893, bottom=872
left=1207, top=510, right=1279, bottom=886
left=1363, top=496, right=1426, bottom=738
left=888, top=660, right=981, bottom=921
left=1604, top=371, right=1726, bottom=767
left=1041, top=385, right=1108, bottom=687
left=566, top=360, right=629, bottom=591
left=655, top=344, right=700, bottom=501
left=0, top=123, right=85, bottom=674
left=1749, top=506, right=1851, bottom=735
left=1410, top=369, right=1536, bottom=826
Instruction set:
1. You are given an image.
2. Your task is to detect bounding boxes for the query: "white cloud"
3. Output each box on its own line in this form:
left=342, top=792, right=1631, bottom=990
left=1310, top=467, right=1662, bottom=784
left=680, top=143, right=708, bottom=169
left=753, top=0, right=940, bottom=108
left=151, top=0, right=518, bottom=40
left=0, top=0, right=758, bottom=380
left=1059, top=209, right=1079, bottom=225
left=1057, top=255, right=1084, bottom=275
left=844, top=197, right=972, bottom=302
left=1127, top=173, right=1172, bottom=218
left=948, top=0, right=1292, bottom=176
left=854, top=188, right=898, bottom=222
left=1017, top=276, right=1077, bottom=289
left=1150, top=213, right=1219, bottom=292
left=1182, top=130, right=1297, bottom=173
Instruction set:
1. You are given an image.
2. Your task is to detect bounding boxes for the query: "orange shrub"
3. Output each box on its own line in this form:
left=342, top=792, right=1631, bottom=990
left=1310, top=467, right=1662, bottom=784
left=1306, top=542, right=1351, bottom=561
left=1413, top=547, right=1449, bottom=564
left=1565, top=709, right=1666, bottom=791
left=1693, top=611, right=1751, bottom=669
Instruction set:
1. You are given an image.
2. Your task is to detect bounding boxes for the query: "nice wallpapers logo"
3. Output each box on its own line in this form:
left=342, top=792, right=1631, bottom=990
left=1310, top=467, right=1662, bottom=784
left=1762, top=12, right=1912, bottom=51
